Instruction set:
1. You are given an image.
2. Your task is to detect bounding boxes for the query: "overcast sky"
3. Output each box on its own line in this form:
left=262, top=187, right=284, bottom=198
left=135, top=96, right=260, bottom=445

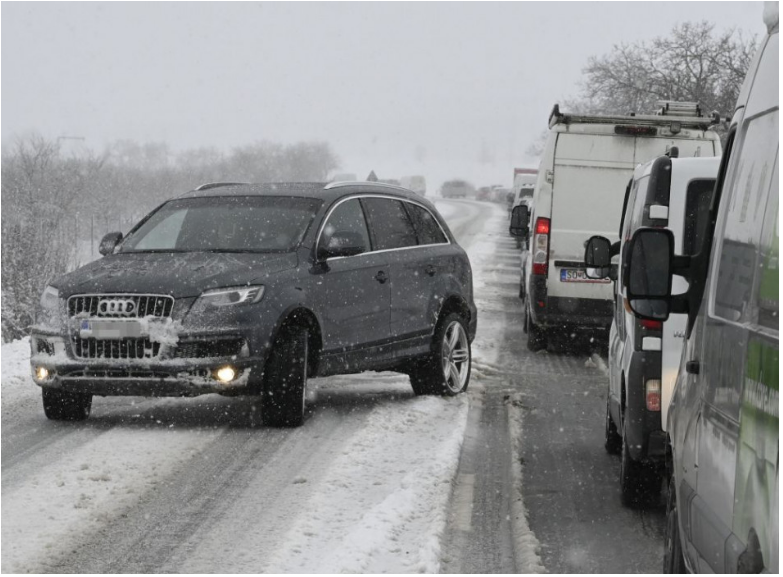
left=2, top=1, right=766, bottom=188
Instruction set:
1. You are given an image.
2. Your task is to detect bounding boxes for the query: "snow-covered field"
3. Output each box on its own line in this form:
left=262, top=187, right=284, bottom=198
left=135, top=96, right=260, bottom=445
left=1, top=200, right=532, bottom=573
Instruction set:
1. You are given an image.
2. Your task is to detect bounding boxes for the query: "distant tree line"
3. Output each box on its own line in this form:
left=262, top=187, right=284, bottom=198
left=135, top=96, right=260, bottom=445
left=528, top=21, right=757, bottom=156
left=1, top=137, right=340, bottom=341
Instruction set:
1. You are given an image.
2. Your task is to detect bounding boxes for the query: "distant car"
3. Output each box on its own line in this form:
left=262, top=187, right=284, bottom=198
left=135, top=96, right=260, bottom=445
left=512, top=100, right=721, bottom=352
left=400, top=175, right=427, bottom=196
left=585, top=154, right=719, bottom=507
left=30, top=182, right=477, bottom=426
left=441, top=179, right=474, bottom=199
left=619, top=5, right=778, bottom=571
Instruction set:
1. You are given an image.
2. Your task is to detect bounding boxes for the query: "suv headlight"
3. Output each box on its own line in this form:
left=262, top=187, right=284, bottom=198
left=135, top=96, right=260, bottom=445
left=36, top=285, right=62, bottom=329
left=189, top=285, right=265, bottom=317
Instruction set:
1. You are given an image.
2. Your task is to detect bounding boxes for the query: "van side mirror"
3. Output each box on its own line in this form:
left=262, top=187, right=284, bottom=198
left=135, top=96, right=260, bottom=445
left=509, top=205, right=530, bottom=237
left=318, top=231, right=366, bottom=260
left=584, top=236, right=612, bottom=279
left=624, top=228, right=675, bottom=321
left=99, top=232, right=123, bottom=256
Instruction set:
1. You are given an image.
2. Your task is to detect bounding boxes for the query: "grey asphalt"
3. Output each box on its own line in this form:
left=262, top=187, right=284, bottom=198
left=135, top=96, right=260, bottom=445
left=440, top=203, right=666, bottom=573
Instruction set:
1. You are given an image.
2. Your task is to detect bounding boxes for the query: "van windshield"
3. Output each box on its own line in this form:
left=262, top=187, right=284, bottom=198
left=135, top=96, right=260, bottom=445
left=120, top=196, right=323, bottom=253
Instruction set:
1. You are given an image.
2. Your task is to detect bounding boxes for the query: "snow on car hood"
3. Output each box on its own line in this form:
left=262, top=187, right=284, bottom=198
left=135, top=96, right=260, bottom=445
left=54, top=251, right=299, bottom=298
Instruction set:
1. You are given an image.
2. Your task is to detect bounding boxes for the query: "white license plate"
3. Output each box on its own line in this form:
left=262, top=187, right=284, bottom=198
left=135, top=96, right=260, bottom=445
left=560, top=268, right=609, bottom=283
left=80, top=319, right=143, bottom=339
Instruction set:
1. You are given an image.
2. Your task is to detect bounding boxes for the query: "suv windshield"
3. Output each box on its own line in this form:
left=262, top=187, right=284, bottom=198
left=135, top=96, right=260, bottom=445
left=120, top=196, right=322, bottom=253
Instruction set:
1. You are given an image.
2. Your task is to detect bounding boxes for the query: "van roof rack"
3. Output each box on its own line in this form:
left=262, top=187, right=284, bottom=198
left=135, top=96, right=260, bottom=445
left=547, top=103, right=717, bottom=130
left=655, top=101, right=702, bottom=117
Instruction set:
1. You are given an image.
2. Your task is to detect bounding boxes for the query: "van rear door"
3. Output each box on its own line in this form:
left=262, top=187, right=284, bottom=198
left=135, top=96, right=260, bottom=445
left=549, top=133, right=633, bottom=299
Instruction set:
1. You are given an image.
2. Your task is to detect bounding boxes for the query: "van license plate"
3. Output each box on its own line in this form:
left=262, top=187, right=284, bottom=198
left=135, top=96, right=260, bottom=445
left=80, top=320, right=143, bottom=339
left=560, top=268, right=609, bottom=283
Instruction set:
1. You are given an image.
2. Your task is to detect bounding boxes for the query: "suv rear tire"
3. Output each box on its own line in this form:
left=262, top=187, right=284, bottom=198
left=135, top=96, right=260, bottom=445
left=261, top=326, right=308, bottom=427
left=410, top=313, right=471, bottom=396
left=42, top=388, right=92, bottom=421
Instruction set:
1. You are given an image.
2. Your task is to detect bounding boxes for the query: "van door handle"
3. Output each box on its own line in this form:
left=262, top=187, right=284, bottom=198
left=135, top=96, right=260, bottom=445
left=375, top=271, right=388, bottom=284
left=425, top=265, right=436, bottom=276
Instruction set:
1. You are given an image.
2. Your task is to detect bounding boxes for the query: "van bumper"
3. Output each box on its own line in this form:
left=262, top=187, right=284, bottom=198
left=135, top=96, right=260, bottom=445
left=528, top=277, right=612, bottom=330
left=623, top=349, right=664, bottom=462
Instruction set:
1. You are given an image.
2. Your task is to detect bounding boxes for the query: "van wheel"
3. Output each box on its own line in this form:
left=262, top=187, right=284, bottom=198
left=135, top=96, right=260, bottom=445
left=620, top=420, right=662, bottom=507
left=526, top=306, right=547, bottom=352
left=519, top=278, right=526, bottom=301
left=604, top=396, right=622, bottom=454
left=410, top=313, right=471, bottom=396
left=261, top=326, right=308, bottom=427
left=663, top=474, right=687, bottom=573
left=42, top=388, right=92, bottom=421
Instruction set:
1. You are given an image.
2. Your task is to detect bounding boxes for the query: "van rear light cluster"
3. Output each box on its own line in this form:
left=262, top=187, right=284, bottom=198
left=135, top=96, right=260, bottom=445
left=641, top=319, right=662, bottom=330
left=532, top=217, right=550, bottom=275
left=645, top=379, right=662, bottom=411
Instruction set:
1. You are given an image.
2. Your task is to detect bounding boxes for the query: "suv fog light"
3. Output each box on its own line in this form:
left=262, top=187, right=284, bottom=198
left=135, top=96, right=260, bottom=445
left=35, top=367, right=51, bottom=380
left=215, top=366, right=237, bottom=383
left=645, top=379, right=662, bottom=411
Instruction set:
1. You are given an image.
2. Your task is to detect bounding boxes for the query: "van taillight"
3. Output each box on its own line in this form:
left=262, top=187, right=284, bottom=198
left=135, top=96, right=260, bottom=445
left=532, top=217, right=550, bottom=275
left=645, top=379, right=662, bottom=411
left=641, top=319, right=662, bottom=330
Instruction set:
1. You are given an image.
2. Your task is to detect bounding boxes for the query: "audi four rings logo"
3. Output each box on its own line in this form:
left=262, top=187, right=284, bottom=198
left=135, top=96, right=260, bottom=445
left=98, top=299, right=136, bottom=316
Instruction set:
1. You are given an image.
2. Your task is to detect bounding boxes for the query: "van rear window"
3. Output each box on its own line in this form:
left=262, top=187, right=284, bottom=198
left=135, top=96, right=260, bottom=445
left=682, top=179, right=717, bottom=255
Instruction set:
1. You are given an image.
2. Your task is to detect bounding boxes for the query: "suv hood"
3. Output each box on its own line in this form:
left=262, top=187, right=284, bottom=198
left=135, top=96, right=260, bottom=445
left=54, top=251, right=299, bottom=298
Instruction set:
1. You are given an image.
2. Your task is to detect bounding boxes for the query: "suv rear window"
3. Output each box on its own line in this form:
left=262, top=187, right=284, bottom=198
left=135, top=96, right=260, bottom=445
left=361, top=198, right=418, bottom=251
left=405, top=203, right=447, bottom=245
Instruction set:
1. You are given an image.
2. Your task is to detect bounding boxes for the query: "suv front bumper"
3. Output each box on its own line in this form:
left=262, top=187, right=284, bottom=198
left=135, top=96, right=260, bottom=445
left=30, top=331, right=266, bottom=397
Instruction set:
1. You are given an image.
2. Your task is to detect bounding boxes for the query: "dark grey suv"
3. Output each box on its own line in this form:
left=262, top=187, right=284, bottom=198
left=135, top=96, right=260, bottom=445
left=30, top=182, right=476, bottom=426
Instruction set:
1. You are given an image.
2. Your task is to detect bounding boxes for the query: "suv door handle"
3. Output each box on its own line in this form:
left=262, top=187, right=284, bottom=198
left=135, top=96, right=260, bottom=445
left=375, top=271, right=388, bottom=284
left=686, top=360, right=700, bottom=375
left=425, top=265, right=436, bottom=276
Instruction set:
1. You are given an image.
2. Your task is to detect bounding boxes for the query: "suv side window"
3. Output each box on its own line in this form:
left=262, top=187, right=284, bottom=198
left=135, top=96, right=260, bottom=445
left=320, top=198, right=371, bottom=254
left=682, top=179, right=717, bottom=256
left=404, top=203, right=448, bottom=245
left=361, top=198, right=418, bottom=251
left=713, top=110, right=779, bottom=323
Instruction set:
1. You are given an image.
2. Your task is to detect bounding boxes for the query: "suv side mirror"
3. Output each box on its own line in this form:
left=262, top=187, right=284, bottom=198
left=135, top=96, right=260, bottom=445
left=624, top=228, right=675, bottom=321
left=99, top=232, right=123, bottom=256
left=509, top=205, right=530, bottom=237
left=318, top=231, right=366, bottom=260
left=584, top=235, right=612, bottom=279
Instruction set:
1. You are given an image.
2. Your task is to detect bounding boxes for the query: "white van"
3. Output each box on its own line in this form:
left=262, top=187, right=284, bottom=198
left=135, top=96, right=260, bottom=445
left=400, top=175, right=427, bottom=196
left=512, top=171, right=537, bottom=207
left=585, top=154, right=720, bottom=506
left=519, top=102, right=722, bottom=351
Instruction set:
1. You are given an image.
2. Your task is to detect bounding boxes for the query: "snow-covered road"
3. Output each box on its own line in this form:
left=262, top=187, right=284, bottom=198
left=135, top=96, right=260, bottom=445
left=3, top=199, right=666, bottom=573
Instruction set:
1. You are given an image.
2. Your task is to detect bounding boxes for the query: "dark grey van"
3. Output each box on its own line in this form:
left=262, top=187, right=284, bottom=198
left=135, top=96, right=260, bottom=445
left=620, top=5, right=778, bottom=572
left=30, top=182, right=477, bottom=427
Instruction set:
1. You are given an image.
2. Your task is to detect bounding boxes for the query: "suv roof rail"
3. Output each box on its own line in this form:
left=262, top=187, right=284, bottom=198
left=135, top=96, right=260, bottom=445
left=194, top=182, right=248, bottom=191
left=324, top=181, right=410, bottom=193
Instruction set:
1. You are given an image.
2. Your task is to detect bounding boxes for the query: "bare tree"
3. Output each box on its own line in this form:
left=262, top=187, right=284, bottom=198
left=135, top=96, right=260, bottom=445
left=572, top=21, right=757, bottom=117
